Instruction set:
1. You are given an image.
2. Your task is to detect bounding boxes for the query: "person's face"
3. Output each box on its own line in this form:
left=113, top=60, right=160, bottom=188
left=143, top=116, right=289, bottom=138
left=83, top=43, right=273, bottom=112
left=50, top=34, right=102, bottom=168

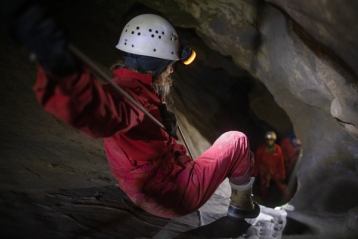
left=266, top=138, right=275, bottom=147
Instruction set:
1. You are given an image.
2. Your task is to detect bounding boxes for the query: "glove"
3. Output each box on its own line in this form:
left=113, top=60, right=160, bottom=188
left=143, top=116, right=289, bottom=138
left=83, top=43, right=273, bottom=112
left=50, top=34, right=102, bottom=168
left=8, top=2, right=80, bottom=76
left=159, top=104, right=178, bottom=138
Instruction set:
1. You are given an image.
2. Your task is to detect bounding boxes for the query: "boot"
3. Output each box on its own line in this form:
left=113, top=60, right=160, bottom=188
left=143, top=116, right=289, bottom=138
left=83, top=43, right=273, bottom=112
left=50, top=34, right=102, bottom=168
left=228, top=177, right=260, bottom=219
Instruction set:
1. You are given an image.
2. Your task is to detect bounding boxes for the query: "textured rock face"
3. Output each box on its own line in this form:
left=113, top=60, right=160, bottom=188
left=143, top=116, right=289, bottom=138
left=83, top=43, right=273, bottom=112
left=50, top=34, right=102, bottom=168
left=268, top=0, right=358, bottom=74
left=255, top=6, right=358, bottom=237
left=141, top=0, right=358, bottom=137
left=141, top=0, right=259, bottom=70
left=266, top=0, right=358, bottom=136
left=171, top=30, right=292, bottom=158
left=1, top=0, right=358, bottom=238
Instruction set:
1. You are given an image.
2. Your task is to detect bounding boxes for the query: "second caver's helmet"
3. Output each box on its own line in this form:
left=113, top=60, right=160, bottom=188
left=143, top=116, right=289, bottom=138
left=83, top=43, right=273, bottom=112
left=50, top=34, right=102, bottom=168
left=265, top=131, right=277, bottom=141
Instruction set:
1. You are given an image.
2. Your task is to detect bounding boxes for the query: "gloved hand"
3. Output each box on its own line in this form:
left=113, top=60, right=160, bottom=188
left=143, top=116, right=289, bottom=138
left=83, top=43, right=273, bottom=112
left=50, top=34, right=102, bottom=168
left=159, top=104, right=178, bottom=138
left=6, top=2, right=80, bottom=76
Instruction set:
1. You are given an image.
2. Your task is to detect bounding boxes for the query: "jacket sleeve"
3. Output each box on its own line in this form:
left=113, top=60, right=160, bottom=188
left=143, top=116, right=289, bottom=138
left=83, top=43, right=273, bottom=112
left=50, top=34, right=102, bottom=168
left=33, top=66, right=144, bottom=138
left=275, top=146, right=286, bottom=180
left=253, top=148, right=261, bottom=177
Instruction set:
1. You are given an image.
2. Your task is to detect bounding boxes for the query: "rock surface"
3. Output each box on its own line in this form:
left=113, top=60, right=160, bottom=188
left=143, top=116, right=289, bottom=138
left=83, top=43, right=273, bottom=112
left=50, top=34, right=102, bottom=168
left=1, top=0, right=358, bottom=238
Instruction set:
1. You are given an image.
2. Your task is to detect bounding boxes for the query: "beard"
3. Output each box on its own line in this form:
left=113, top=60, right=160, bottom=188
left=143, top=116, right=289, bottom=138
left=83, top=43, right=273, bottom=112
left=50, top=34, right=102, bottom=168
left=152, top=75, right=173, bottom=102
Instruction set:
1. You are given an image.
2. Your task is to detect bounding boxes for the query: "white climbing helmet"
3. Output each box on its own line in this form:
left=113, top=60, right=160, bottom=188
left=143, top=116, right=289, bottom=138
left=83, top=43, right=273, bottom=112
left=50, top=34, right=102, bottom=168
left=116, top=14, right=180, bottom=61
left=265, top=131, right=277, bottom=141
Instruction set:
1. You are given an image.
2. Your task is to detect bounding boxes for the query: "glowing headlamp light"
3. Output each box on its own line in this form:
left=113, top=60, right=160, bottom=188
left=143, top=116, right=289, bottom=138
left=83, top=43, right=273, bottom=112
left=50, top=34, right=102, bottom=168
left=180, top=46, right=196, bottom=65
left=265, top=132, right=277, bottom=141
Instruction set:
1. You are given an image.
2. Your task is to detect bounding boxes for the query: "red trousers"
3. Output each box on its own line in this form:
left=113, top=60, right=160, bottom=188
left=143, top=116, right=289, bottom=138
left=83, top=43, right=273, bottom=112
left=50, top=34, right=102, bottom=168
left=130, top=131, right=253, bottom=218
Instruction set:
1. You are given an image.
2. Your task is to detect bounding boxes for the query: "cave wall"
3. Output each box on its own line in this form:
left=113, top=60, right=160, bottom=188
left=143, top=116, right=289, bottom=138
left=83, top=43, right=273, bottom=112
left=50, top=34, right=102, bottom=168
left=0, top=37, right=114, bottom=192
left=169, top=29, right=293, bottom=158
left=1, top=0, right=358, bottom=238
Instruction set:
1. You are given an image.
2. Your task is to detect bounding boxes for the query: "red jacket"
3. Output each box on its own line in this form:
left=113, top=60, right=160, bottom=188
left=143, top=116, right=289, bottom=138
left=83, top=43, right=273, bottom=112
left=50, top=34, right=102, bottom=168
left=281, top=137, right=300, bottom=174
left=34, top=66, right=190, bottom=212
left=254, top=144, right=285, bottom=181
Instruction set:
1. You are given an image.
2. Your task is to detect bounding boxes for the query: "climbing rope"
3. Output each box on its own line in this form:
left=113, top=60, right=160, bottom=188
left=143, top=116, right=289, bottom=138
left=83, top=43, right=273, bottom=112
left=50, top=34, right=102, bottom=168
left=69, top=45, right=194, bottom=159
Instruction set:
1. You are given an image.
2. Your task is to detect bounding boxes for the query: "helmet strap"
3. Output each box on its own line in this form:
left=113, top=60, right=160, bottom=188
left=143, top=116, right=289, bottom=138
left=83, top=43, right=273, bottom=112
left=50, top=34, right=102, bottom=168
left=124, top=53, right=172, bottom=78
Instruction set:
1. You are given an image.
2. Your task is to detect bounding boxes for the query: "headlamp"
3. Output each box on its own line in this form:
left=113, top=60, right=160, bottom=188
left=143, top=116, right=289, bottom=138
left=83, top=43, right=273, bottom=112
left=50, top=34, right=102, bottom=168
left=180, top=46, right=196, bottom=65
left=265, top=131, right=277, bottom=141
